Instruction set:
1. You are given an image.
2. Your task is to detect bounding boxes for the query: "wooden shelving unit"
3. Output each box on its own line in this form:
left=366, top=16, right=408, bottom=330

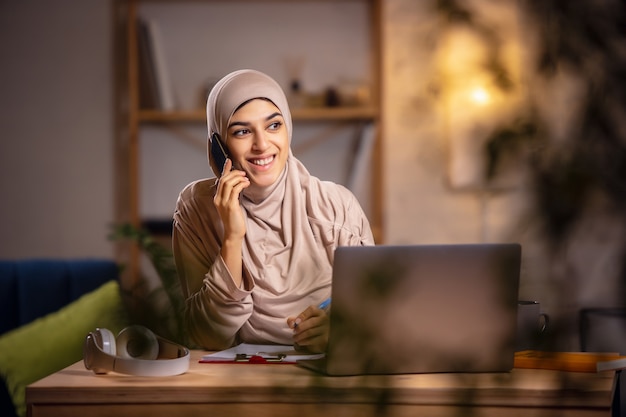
left=115, top=0, right=383, bottom=289
left=138, top=106, right=379, bottom=123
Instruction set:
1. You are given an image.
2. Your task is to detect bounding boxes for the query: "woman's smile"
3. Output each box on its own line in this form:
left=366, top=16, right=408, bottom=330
left=249, top=155, right=275, bottom=169
left=227, top=98, right=289, bottom=188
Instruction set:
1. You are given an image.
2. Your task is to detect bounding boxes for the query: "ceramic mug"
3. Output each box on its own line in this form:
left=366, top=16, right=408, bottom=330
left=516, top=300, right=549, bottom=351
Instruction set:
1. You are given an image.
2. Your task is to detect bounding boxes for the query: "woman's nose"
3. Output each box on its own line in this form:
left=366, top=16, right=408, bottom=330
left=252, top=131, right=269, bottom=151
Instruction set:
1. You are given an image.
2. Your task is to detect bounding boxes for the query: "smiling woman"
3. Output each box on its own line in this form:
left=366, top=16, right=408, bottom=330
left=172, top=69, right=375, bottom=354
left=226, top=99, right=289, bottom=188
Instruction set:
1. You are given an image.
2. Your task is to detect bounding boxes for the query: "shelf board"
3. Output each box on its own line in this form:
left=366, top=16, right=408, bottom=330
left=292, top=106, right=378, bottom=121
left=138, top=106, right=378, bottom=123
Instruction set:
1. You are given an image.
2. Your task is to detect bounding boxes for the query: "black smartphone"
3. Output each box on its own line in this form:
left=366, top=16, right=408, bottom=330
left=210, top=132, right=229, bottom=175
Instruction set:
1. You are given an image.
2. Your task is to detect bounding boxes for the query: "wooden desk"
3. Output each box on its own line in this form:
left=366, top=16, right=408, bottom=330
left=26, top=350, right=615, bottom=417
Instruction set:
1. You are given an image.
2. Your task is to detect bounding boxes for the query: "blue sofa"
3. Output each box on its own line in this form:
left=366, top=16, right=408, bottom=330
left=0, top=259, right=125, bottom=417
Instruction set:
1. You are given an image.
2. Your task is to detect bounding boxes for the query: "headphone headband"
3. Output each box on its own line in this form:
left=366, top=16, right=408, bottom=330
left=83, top=327, right=190, bottom=377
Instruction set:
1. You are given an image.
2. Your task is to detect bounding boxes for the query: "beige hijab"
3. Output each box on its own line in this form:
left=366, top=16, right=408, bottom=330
left=173, top=69, right=372, bottom=346
left=207, top=69, right=292, bottom=178
left=206, top=69, right=340, bottom=314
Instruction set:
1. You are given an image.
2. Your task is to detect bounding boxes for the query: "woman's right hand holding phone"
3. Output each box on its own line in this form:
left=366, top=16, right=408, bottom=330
left=214, top=159, right=249, bottom=239
left=214, top=159, right=250, bottom=287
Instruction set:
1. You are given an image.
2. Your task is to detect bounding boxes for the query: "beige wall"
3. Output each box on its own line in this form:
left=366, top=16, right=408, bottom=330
left=0, top=0, right=115, bottom=258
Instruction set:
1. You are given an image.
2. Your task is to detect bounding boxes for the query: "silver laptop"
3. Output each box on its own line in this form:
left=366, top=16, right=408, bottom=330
left=298, top=243, right=521, bottom=375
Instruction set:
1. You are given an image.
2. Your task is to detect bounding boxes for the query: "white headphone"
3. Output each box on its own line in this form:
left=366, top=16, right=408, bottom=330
left=83, top=325, right=190, bottom=377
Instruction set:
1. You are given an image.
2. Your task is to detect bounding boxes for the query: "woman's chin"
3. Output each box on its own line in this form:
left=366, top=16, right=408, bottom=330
left=248, top=171, right=280, bottom=188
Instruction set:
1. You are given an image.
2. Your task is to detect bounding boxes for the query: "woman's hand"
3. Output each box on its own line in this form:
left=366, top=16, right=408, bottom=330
left=287, top=305, right=330, bottom=353
left=213, top=159, right=250, bottom=241
left=214, top=159, right=250, bottom=288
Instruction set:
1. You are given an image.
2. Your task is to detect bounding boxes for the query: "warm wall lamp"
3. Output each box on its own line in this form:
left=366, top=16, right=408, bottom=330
left=470, top=86, right=490, bottom=106
left=438, top=25, right=523, bottom=191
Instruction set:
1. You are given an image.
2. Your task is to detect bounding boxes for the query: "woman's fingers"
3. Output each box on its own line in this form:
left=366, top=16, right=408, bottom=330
left=293, top=323, right=328, bottom=353
left=214, top=160, right=249, bottom=239
left=215, top=163, right=249, bottom=206
left=288, top=306, right=329, bottom=352
left=220, top=175, right=248, bottom=205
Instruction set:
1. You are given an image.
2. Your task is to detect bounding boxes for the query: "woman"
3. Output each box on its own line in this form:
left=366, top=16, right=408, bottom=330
left=173, top=69, right=374, bottom=352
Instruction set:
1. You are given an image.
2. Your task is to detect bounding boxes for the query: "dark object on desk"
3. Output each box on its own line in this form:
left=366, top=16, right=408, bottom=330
left=516, top=300, right=549, bottom=351
left=580, top=308, right=626, bottom=355
left=613, top=370, right=626, bottom=417
left=299, top=243, right=521, bottom=376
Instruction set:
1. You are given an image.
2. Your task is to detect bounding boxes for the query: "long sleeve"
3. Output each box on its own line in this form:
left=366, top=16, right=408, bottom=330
left=172, top=179, right=254, bottom=350
left=309, top=182, right=375, bottom=259
left=172, top=166, right=375, bottom=350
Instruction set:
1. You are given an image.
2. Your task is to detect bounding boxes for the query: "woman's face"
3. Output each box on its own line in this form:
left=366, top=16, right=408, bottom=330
left=226, top=98, right=289, bottom=188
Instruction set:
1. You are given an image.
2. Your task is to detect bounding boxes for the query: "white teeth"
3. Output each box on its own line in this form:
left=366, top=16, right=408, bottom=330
left=251, top=156, right=273, bottom=166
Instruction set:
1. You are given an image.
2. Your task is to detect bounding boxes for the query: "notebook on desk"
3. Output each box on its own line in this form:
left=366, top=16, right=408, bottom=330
left=298, top=243, right=522, bottom=376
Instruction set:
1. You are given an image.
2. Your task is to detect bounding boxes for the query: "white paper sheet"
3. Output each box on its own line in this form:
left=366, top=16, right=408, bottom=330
left=201, top=343, right=325, bottom=363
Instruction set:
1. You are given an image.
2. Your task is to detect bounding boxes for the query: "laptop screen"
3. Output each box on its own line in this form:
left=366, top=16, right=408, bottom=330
left=318, top=243, right=521, bottom=376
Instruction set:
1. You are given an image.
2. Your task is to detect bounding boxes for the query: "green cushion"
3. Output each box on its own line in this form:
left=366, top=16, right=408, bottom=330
left=0, top=280, right=129, bottom=417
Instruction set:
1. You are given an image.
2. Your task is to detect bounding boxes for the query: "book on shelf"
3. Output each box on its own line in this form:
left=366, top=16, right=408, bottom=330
left=137, top=18, right=176, bottom=111
left=137, top=18, right=159, bottom=109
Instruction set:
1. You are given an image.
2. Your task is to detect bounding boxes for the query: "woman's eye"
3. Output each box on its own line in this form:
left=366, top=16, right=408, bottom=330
left=268, top=121, right=282, bottom=131
left=232, top=129, right=250, bottom=137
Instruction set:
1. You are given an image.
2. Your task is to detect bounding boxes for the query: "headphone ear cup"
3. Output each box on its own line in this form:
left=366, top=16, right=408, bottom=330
left=116, top=325, right=159, bottom=360
left=96, top=328, right=117, bottom=356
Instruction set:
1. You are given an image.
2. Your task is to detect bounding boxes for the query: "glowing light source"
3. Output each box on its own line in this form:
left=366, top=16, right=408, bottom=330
left=470, top=87, right=490, bottom=105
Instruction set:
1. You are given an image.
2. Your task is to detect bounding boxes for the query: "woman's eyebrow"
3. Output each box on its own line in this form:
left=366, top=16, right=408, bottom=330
left=265, top=112, right=282, bottom=121
left=228, top=121, right=250, bottom=129
left=228, top=112, right=283, bottom=129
